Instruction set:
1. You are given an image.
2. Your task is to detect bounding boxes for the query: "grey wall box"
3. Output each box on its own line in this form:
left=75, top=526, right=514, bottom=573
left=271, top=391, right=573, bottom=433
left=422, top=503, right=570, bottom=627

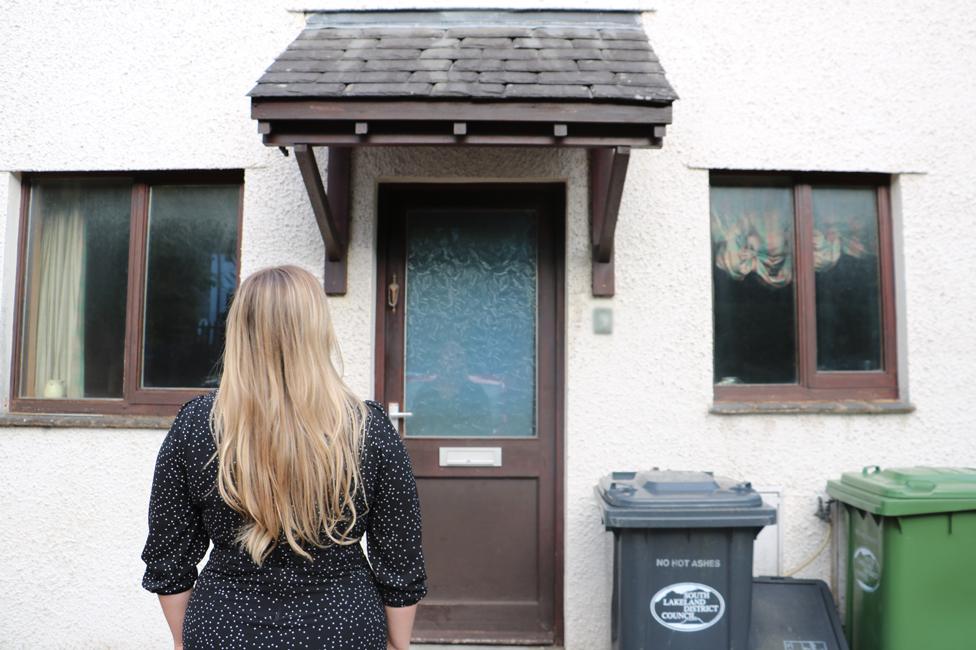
left=593, top=307, right=613, bottom=334
left=596, top=470, right=777, bottom=650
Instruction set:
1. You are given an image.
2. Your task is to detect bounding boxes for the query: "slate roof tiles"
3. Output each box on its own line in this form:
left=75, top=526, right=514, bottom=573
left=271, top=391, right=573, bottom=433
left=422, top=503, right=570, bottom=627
left=250, top=15, right=677, bottom=104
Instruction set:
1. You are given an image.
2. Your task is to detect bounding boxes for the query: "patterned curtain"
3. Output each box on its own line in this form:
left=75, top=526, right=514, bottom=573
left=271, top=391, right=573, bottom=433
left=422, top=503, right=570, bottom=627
left=711, top=187, right=876, bottom=286
left=812, top=208, right=876, bottom=272
left=711, top=210, right=794, bottom=288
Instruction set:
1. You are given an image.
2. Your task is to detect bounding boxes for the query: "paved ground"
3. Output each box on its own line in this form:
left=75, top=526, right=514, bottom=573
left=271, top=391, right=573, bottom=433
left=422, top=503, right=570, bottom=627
left=412, top=646, right=562, bottom=650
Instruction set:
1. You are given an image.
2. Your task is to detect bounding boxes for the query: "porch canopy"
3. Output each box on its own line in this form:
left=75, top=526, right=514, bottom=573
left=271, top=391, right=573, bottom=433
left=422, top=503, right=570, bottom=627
left=249, top=10, right=677, bottom=296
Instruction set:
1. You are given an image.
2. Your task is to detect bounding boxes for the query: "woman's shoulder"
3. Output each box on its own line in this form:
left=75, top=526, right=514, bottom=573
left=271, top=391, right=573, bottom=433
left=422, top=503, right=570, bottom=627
left=361, top=400, right=400, bottom=445
left=363, top=399, right=386, bottom=418
left=168, top=390, right=217, bottom=444
left=363, top=399, right=391, bottom=429
left=177, top=389, right=217, bottom=422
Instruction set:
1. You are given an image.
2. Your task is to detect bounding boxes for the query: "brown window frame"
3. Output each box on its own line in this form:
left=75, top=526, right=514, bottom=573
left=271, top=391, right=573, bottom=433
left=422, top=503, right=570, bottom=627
left=8, top=170, right=244, bottom=416
left=711, top=171, right=898, bottom=403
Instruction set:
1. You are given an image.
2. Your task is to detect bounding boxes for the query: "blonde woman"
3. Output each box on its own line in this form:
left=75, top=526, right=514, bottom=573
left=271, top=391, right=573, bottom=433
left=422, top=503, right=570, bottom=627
left=140, top=265, right=426, bottom=649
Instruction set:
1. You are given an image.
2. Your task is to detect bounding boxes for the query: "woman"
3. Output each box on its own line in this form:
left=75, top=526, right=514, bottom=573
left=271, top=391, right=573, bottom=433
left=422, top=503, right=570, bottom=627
left=140, top=265, right=427, bottom=649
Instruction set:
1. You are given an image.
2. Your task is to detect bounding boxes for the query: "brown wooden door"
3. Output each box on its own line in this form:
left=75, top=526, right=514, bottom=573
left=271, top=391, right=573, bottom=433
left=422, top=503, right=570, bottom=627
left=375, top=184, right=564, bottom=644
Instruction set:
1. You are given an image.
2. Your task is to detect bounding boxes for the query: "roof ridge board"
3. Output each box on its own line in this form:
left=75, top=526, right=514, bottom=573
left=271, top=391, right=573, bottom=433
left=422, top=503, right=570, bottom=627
left=304, top=10, right=643, bottom=29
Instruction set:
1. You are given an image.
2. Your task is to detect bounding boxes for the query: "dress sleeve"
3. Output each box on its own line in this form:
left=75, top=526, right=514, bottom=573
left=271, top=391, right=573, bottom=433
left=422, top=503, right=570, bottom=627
left=364, top=402, right=428, bottom=607
left=140, top=399, right=210, bottom=595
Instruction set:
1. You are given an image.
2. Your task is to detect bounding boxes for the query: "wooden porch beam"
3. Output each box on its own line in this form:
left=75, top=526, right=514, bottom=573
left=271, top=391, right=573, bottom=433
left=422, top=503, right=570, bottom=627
left=589, top=145, right=631, bottom=297
left=253, top=99, right=672, bottom=125
left=265, top=131, right=660, bottom=148
left=294, top=144, right=351, bottom=295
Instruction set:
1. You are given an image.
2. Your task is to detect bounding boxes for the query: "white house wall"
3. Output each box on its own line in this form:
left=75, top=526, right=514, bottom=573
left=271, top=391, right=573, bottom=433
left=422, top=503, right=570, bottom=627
left=1, top=1, right=975, bottom=648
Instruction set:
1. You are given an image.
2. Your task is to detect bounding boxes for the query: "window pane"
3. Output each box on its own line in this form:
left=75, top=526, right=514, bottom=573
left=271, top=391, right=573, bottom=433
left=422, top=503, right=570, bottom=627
left=20, top=181, right=131, bottom=398
left=812, top=188, right=883, bottom=371
left=142, top=185, right=238, bottom=388
left=711, top=186, right=797, bottom=384
left=404, top=209, right=537, bottom=437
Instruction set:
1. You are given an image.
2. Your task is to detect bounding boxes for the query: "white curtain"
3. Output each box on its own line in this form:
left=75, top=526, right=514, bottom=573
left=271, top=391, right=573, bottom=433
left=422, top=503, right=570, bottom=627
left=31, top=201, right=86, bottom=398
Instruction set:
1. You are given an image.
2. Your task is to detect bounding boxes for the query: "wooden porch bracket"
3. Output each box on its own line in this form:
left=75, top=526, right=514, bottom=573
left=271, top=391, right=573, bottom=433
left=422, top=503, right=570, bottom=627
left=294, top=144, right=351, bottom=295
left=589, top=145, right=631, bottom=297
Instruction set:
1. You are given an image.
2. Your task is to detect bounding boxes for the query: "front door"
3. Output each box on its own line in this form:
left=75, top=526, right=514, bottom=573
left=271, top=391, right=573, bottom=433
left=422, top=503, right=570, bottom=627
left=375, top=183, right=564, bottom=644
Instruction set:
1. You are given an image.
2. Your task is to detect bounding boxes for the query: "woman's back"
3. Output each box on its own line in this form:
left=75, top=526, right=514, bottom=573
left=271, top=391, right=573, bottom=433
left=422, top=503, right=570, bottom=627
left=140, top=264, right=426, bottom=650
left=142, top=391, right=426, bottom=648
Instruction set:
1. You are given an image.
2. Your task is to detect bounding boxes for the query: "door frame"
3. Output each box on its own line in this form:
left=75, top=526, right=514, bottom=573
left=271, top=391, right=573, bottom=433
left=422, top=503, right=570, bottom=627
left=373, top=182, right=566, bottom=645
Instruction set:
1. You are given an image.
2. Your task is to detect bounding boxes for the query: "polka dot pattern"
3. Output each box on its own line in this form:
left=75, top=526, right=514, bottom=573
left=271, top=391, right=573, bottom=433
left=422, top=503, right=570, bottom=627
left=141, top=391, right=427, bottom=648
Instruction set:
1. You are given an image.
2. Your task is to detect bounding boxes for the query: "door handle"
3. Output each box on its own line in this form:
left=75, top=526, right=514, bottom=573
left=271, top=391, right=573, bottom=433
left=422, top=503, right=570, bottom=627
left=387, top=402, right=413, bottom=433
left=387, top=273, right=400, bottom=313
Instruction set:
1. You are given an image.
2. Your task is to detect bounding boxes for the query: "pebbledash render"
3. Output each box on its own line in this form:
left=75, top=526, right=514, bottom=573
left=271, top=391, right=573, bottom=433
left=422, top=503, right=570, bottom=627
left=1, top=1, right=975, bottom=648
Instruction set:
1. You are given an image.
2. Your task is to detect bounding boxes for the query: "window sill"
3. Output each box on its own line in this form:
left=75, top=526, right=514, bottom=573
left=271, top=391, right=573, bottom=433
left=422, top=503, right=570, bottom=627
left=710, top=400, right=915, bottom=415
left=0, top=411, right=173, bottom=429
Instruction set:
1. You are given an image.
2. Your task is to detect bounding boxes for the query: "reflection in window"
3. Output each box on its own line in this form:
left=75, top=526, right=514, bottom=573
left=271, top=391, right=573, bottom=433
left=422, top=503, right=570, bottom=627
left=142, top=185, right=238, bottom=388
left=20, top=181, right=131, bottom=398
left=812, top=188, right=882, bottom=371
left=711, top=186, right=797, bottom=384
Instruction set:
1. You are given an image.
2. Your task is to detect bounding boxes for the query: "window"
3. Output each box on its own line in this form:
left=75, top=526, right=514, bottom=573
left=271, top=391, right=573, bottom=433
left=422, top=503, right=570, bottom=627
left=11, top=171, right=242, bottom=415
left=710, top=172, right=897, bottom=402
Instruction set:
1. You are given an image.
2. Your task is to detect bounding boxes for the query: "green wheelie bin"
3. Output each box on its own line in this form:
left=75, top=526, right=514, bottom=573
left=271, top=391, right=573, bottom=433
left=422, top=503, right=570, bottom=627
left=827, top=466, right=976, bottom=650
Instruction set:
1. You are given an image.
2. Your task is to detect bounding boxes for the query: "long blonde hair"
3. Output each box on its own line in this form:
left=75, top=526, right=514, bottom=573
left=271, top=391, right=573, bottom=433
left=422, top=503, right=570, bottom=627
left=209, top=264, right=368, bottom=565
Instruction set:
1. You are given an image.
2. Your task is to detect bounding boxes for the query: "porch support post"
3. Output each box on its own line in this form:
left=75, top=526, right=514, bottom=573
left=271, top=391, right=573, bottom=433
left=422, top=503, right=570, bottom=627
left=294, top=144, right=351, bottom=295
left=589, top=145, right=630, bottom=297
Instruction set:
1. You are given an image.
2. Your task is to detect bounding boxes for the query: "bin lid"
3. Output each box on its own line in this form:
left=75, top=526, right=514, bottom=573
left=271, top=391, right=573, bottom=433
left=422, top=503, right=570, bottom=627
left=826, top=466, right=976, bottom=516
left=749, top=577, right=848, bottom=650
left=596, top=470, right=777, bottom=529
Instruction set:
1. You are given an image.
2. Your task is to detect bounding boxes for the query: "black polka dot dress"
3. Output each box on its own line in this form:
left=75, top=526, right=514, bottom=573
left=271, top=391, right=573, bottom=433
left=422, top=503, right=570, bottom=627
left=141, top=391, right=427, bottom=649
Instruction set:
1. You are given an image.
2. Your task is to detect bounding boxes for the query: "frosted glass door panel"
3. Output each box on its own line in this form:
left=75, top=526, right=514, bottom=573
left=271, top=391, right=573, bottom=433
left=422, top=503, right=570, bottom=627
left=404, top=209, right=537, bottom=438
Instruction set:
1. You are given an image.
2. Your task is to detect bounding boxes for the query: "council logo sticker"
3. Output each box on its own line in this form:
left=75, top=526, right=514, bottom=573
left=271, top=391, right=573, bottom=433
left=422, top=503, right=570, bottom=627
left=853, top=546, right=881, bottom=593
left=650, top=582, right=726, bottom=632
